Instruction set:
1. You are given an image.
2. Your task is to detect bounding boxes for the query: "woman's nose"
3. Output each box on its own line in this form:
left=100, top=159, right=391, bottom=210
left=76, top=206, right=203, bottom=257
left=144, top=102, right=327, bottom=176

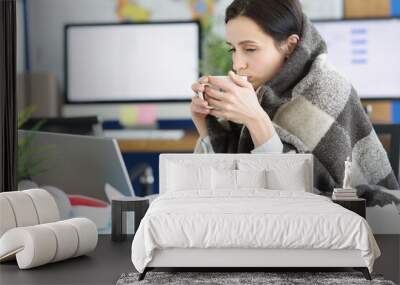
left=232, top=53, right=247, bottom=73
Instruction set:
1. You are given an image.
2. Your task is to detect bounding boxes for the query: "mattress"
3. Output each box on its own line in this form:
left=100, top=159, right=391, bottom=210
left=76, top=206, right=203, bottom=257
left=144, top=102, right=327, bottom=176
left=131, top=190, right=380, bottom=273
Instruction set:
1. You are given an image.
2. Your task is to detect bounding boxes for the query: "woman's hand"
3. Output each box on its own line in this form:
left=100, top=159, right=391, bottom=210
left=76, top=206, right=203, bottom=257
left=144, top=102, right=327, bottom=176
left=205, top=71, right=263, bottom=125
left=190, top=76, right=211, bottom=138
left=205, top=71, right=275, bottom=146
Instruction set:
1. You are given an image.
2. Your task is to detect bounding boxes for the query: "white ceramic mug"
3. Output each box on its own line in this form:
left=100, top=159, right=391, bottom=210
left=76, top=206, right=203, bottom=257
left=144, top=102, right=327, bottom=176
left=197, top=75, right=247, bottom=109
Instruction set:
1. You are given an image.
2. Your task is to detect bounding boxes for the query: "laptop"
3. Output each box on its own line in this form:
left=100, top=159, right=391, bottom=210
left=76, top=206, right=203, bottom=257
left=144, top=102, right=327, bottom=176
left=18, top=130, right=135, bottom=202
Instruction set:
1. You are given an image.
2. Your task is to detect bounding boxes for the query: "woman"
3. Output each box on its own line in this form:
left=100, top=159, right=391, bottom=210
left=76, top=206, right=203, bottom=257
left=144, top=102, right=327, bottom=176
left=190, top=0, right=399, bottom=205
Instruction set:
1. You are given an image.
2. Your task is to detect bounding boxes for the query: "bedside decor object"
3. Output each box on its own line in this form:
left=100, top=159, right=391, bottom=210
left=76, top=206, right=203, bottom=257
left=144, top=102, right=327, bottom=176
left=332, top=188, right=358, bottom=200
left=332, top=157, right=358, bottom=200
left=112, top=197, right=150, bottom=242
left=343, top=156, right=353, bottom=190
left=0, top=189, right=98, bottom=269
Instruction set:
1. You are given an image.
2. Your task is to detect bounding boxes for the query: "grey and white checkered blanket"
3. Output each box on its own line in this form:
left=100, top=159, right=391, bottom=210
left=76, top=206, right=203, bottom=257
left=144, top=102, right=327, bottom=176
left=205, top=15, right=399, bottom=205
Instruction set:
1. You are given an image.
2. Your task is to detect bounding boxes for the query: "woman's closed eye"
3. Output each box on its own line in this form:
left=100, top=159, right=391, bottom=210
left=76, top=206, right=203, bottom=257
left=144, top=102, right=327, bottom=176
left=228, top=48, right=257, bottom=53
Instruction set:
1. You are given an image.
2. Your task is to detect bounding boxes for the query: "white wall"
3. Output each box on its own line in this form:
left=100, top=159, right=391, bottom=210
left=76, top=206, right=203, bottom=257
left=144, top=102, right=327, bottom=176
left=300, top=0, right=343, bottom=20
left=27, top=0, right=117, bottom=90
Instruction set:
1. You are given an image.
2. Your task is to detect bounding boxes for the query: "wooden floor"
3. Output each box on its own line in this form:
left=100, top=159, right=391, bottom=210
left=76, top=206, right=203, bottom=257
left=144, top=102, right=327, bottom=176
left=0, top=235, right=398, bottom=285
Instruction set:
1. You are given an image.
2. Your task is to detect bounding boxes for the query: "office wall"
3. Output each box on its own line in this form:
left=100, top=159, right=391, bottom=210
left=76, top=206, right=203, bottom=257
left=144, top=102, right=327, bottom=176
left=21, top=0, right=400, bottom=120
left=300, top=0, right=343, bottom=19
left=26, top=0, right=231, bottom=92
left=27, top=0, right=116, bottom=90
left=24, top=0, right=232, bottom=119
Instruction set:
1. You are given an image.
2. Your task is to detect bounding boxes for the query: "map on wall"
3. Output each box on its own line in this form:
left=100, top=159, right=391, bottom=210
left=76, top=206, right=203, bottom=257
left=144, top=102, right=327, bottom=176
left=116, top=0, right=220, bottom=30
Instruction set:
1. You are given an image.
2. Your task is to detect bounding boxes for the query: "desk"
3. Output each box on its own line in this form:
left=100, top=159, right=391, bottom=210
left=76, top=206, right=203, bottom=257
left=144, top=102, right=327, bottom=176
left=117, top=131, right=199, bottom=195
left=117, top=131, right=199, bottom=153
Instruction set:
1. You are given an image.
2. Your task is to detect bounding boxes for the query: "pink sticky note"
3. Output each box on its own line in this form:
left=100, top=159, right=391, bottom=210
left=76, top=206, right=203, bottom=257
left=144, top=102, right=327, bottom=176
left=137, top=104, right=156, bottom=125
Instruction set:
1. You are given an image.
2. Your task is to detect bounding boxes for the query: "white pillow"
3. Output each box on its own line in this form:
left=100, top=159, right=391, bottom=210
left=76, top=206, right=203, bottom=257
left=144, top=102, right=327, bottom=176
left=211, top=168, right=237, bottom=190
left=266, top=168, right=307, bottom=191
left=236, top=169, right=268, bottom=189
left=211, top=169, right=268, bottom=191
left=237, top=159, right=309, bottom=192
left=167, top=162, right=211, bottom=191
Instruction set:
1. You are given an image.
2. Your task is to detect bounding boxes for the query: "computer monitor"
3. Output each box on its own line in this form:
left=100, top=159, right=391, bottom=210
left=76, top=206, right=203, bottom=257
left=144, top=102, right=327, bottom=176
left=20, top=116, right=101, bottom=136
left=313, top=18, right=400, bottom=99
left=64, top=21, right=201, bottom=104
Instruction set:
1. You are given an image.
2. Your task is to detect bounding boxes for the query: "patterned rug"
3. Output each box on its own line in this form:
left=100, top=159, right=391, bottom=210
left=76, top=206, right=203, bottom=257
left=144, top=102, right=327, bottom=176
left=116, top=271, right=396, bottom=285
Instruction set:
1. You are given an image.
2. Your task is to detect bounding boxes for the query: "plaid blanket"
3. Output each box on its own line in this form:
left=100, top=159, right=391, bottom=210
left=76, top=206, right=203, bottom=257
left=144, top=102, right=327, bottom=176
left=205, top=15, right=399, bottom=205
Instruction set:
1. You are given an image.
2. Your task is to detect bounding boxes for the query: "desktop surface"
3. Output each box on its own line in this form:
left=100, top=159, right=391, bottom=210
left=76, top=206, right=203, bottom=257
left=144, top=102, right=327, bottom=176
left=103, top=129, right=185, bottom=140
left=115, top=130, right=198, bottom=153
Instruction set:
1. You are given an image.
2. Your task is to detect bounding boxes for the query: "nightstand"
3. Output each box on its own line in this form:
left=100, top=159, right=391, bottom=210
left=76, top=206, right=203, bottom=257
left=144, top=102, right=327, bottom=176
left=111, top=197, right=150, bottom=242
left=332, top=198, right=366, bottom=218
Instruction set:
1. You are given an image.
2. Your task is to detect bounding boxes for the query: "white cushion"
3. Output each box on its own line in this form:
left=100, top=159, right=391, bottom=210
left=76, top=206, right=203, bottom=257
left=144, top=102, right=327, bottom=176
left=211, top=168, right=237, bottom=190
left=211, top=169, right=268, bottom=191
left=0, top=225, right=57, bottom=269
left=0, top=189, right=60, bottom=237
left=236, top=169, right=268, bottom=189
left=0, top=218, right=97, bottom=269
left=0, top=191, right=39, bottom=227
left=167, top=163, right=211, bottom=191
left=237, top=159, right=309, bottom=192
left=266, top=168, right=307, bottom=191
left=64, top=218, right=98, bottom=257
left=42, top=221, right=79, bottom=262
left=0, top=196, right=17, bottom=237
left=24, top=189, right=60, bottom=223
left=166, top=160, right=236, bottom=192
left=0, top=189, right=98, bottom=269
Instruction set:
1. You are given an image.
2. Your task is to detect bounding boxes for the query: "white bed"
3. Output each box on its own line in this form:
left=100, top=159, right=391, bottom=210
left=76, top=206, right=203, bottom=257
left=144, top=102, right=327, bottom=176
left=131, top=154, right=380, bottom=280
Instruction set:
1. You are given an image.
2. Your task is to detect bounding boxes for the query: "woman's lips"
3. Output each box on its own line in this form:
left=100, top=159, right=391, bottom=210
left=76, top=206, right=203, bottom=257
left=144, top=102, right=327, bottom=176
left=238, top=75, right=254, bottom=83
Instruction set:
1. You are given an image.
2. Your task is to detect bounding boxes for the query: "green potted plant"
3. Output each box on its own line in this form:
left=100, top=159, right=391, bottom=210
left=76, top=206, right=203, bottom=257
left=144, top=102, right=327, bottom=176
left=200, top=24, right=232, bottom=76
left=17, top=106, right=50, bottom=184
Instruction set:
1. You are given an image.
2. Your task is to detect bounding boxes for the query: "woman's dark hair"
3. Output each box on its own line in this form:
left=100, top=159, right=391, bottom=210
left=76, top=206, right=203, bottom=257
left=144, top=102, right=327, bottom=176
left=225, top=0, right=304, bottom=43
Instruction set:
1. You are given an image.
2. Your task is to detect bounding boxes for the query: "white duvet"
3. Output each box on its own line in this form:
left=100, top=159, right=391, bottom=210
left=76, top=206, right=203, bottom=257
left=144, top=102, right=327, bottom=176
left=131, top=190, right=380, bottom=273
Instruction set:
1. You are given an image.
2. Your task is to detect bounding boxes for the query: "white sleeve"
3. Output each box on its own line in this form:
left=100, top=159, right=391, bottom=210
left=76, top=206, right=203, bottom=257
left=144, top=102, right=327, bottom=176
left=251, top=132, right=283, bottom=154
left=193, top=136, right=215, bottom=153
left=194, top=133, right=283, bottom=154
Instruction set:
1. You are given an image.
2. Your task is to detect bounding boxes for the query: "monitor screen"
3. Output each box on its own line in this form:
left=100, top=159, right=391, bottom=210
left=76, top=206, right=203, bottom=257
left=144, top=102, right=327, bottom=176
left=65, top=21, right=201, bottom=103
left=313, top=18, right=400, bottom=99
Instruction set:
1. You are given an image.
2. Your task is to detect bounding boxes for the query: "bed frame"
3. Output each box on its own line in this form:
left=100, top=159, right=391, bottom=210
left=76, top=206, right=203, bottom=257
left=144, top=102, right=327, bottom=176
left=138, top=154, right=372, bottom=281
left=140, top=248, right=370, bottom=280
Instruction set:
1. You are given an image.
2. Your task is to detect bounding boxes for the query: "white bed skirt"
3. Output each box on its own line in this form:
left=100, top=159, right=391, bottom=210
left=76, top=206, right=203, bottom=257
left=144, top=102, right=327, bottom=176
left=148, top=248, right=366, bottom=268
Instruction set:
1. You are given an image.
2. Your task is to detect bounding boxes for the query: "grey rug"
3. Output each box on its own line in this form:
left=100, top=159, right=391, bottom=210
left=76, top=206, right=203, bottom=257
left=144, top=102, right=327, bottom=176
left=116, top=271, right=396, bottom=285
